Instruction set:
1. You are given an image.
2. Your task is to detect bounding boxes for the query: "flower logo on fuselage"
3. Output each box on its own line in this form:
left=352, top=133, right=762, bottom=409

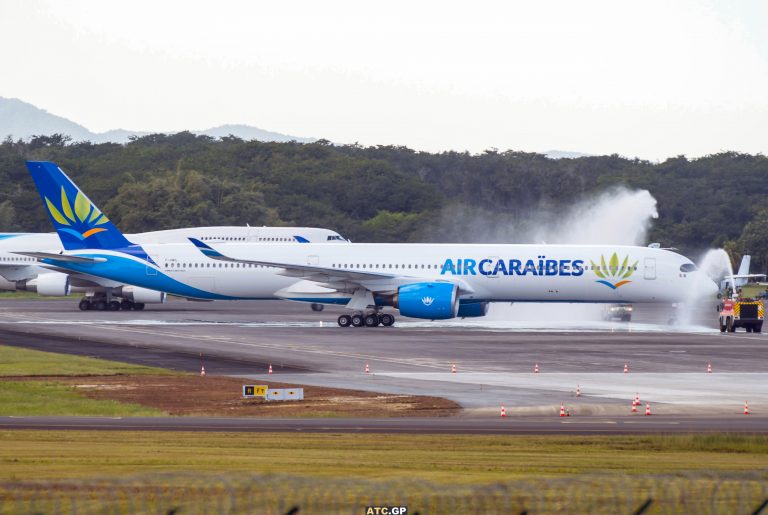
left=44, top=186, right=110, bottom=240
left=592, top=253, right=637, bottom=289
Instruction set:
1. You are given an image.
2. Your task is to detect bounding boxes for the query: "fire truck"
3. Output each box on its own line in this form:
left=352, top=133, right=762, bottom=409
left=718, top=297, right=764, bottom=333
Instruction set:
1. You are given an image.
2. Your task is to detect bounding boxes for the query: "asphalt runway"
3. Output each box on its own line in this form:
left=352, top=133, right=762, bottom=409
left=1, top=415, right=767, bottom=434
left=0, top=298, right=767, bottom=427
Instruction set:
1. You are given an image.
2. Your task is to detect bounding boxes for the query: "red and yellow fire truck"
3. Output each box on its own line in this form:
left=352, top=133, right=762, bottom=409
left=718, top=297, right=764, bottom=333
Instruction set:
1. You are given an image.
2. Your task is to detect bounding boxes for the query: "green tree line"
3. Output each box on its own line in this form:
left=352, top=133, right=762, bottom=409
left=1, top=132, right=766, bottom=272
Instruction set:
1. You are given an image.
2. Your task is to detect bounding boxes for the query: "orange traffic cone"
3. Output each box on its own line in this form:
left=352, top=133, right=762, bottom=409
left=534, top=363, right=540, bottom=374
left=451, top=363, right=457, bottom=373
left=500, top=404, right=506, bottom=418
left=268, top=364, right=273, bottom=375
left=744, top=401, right=750, bottom=415
left=645, top=403, right=651, bottom=416
left=365, top=363, right=370, bottom=374
left=200, top=365, right=206, bottom=377
left=623, top=362, right=629, bottom=374
left=633, top=393, right=640, bottom=406
left=631, top=400, right=637, bottom=413
left=559, top=402, right=566, bottom=417
left=707, top=362, right=712, bottom=374
left=576, top=385, right=581, bottom=398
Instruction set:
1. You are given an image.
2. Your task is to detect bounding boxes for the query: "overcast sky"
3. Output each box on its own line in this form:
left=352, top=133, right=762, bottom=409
left=2, top=0, right=767, bottom=160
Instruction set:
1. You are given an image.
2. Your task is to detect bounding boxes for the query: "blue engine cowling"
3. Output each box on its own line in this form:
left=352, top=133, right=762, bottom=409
left=395, top=282, right=459, bottom=320
left=457, top=301, right=489, bottom=318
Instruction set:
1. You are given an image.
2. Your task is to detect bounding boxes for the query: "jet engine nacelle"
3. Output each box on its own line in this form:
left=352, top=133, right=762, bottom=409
left=457, top=301, right=489, bottom=318
left=394, top=282, right=458, bottom=320
left=120, top=286, right=166, bottom=304
left=28, top=273, right=71, bottom=296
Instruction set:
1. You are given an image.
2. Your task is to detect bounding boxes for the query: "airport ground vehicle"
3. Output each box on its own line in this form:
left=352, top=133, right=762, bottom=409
left=718, top=298, right=764, bottom=333
left=601, top=304, right=632, bottom=322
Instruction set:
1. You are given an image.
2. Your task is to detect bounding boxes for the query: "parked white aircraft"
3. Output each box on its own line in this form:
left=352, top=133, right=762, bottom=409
left=719, top=255, right=766, bottom=292
left=21, top=161, right=718, bottom=326
left=0, top=226, right=348, bottom=310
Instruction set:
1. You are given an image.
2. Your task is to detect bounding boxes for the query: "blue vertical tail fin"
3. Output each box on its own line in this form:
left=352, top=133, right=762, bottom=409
left=26, top=161, right=134, bottom=251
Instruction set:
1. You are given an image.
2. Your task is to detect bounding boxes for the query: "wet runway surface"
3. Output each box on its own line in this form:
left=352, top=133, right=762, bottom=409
left=1, top=298, right=766, bottom=425
left=2, top=415, right=767, bottom=435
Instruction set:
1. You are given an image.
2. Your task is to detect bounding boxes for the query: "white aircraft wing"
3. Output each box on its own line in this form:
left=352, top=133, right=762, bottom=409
left=188, top=238, right=474, bottom=295
left=189, top=237, right=390, bottom=281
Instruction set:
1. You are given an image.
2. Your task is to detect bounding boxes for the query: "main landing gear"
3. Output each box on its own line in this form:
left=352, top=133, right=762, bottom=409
left=337, top=312, right=395, bottom=328
left=78, top=296, right=146, bottom=311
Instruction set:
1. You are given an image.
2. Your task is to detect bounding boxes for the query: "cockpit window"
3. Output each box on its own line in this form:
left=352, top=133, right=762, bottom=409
left=680, top=263, right=697, bottom=273
left=327, top=235, right=345, bottom=241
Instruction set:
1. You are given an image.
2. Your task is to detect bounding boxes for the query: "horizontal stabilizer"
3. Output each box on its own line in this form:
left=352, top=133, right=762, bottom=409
left=12, top=251, right=106, bottom=264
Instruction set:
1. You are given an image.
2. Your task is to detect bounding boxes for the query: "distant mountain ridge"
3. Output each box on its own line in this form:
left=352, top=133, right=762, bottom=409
left=0, top=97, right=315, bottom=144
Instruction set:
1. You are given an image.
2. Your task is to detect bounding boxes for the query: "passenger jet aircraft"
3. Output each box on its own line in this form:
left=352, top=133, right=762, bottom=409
left=21, top=161, right=718, bottom=327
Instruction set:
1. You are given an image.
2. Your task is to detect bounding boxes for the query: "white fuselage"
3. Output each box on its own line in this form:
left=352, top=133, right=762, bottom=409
left=46, top=242, right=718, bottom=304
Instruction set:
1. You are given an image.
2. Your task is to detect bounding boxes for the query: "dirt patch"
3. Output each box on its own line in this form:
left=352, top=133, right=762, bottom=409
left=1, top=375, right=460, bottom=417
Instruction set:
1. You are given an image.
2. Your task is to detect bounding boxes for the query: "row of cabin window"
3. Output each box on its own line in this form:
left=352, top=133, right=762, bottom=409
left=165, top=262, right=268, bottom=269
left=0, top=256, right=36, bottom=262
left=199, top=236, right=295, bottom=242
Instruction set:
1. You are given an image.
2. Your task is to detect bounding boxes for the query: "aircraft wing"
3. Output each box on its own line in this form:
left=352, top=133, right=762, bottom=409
left=187, top=238, right=474, bottom=299
left=188, top=238, right=394, bottom=282
left=12, top=251, right=107, bottom=264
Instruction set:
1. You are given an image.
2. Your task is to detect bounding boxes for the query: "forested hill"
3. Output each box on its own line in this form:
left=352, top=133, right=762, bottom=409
left=0, top=133, right=766, bottom=272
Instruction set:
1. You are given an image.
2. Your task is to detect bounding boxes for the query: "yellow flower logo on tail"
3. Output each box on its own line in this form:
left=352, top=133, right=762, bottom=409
left=592, top=252, right=637, bottom=289
left=44, top=186, right=110, bottom=240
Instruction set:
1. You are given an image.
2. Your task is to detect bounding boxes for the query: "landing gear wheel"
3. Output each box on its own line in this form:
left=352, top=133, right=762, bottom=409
left=133, top=303, right=145, bottom=311
left=120, top=300, right=133, bottom=310
left=379, top=313, right=395, bottom=327
left=93, top=300, right=107, bottom=311
left=338, top=315, right=352, bottom=327
left=78, top=300, right=91, bottom=311
left=364, top=314, right=380, bottom=327
left=310, top=303, right=325, bottom=312
left=351, top=314, right=365, bottom=327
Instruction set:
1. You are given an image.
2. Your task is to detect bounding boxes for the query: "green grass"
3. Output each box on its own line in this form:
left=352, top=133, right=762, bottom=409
left=737, top=283, right=767, bottom=299
left=0, top=432, right=765, bottom=482
left=0, top=344, right=175, bottom=377
left=0, top=344, right=174, bottom=416
left=0, top=291, right=72, bottom=300
left=0, top=382, right=163, bottom=416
